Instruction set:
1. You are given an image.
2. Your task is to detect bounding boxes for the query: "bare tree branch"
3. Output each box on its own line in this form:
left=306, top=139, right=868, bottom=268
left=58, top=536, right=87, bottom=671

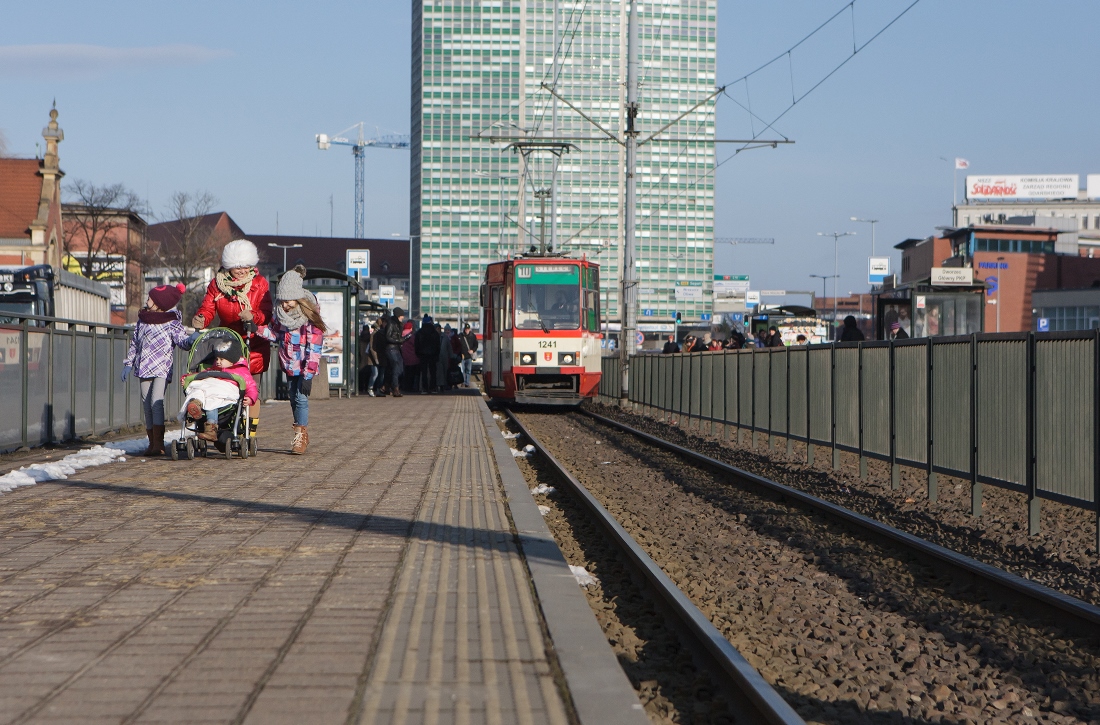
left=152, top=191, right=222, bottom=318
left=62, top=180, right=145, bottom=281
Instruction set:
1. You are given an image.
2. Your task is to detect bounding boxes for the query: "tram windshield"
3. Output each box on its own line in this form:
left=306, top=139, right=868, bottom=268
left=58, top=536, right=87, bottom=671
left=513, top=264, right=580, bottom=330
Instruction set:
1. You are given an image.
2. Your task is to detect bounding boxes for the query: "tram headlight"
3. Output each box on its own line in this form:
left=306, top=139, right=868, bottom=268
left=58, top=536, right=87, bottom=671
left=558, top=352, right=575, bottom=365
left=520, top=353, right=534, bottom=365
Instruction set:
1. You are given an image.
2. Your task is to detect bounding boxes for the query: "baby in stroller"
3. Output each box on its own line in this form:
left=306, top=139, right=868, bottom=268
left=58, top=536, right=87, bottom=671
left=179, top=330, right=258, bottom=447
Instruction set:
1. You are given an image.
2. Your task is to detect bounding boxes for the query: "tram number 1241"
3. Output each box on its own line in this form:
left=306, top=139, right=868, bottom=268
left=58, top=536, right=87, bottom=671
left=538, top=341, right=557, bottom=348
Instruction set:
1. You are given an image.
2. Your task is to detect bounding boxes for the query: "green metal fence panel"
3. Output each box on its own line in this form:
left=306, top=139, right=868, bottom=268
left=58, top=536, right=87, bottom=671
left=835, top=347, right=860, bottom=449
left=26, top=330, right=50, bottom=447
left=788, top=348, right=808, bottom=439
left=770, top=349, right=788, bottom=435
left=754, top=349, right=771, bottom=433
left=671, top=355, right=683, bottom=415
left=861, top=345, right=891, bottom=458
left=689, top=354, right=702, bottom=418
left=74, top=333, right=93, bottom=436
left=932, top=341, right=972, bottom=475
left=52, top=331, right=74, bottom=441
left=738, top=351, right=753, bottom=426
left=713, top=351, right=726, bottom=422
left=1035, top=337, right=1094, bottom=503
left=701, top=353, right=714, bottom=420
left=0, top=325, right=21, bottom=449
left=112, top=336, right=127, bottom=428
left=808, top=347, right=832, bottom=444
left=976, top=339, right=1027, bottom=488
left=894, top=342, right=928, bottom=465
left=628, top=356, right=639, bottom=403
left=94, top=335, right=111, bottom=433
left=723, top=352, right=738, bottom=425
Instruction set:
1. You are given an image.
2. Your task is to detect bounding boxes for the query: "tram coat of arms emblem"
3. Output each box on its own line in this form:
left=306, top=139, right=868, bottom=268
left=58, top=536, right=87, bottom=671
left=544, top=352, right=553, bottom=362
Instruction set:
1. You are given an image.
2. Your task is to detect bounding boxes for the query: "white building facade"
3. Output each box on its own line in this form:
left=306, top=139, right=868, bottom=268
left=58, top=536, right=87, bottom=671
left=410, top=0, right=716, bottom=326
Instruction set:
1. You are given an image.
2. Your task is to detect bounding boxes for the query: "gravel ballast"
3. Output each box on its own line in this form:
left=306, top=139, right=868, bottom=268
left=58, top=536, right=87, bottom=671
left=519, top=410, right=1100, bottom=725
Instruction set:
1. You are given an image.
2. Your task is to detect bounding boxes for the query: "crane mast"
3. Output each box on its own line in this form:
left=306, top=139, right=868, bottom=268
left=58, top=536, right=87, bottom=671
left=316, top=123, right=409, bottom=238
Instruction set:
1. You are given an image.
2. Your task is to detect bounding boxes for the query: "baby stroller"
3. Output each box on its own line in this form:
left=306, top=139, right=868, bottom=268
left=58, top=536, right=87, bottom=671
left=170, top=327, right=257, bottom=460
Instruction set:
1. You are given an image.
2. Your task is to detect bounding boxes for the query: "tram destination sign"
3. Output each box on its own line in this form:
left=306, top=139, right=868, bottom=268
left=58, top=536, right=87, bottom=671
left=515, top=264, right=578, bottom=285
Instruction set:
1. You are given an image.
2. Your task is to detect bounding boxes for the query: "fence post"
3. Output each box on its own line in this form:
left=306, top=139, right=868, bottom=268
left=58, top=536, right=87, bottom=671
left=722, top=352, right=731, bottom=442
left=785, top=346, right=792, bottom=456
left=750, top=347, right=757, bottom=450
left=806, top=346, right=814, bottom=466
left=927, top=338, right=937, bottom=502
left=1094, top=329, right=1100, bottom=554
left=767, top=350, right=775, bottom=451
left=831, top=342, right=839, bottom=470
left=20, top=319, right=29, bottom=449
left=970, top=333, right=981, bottom=517
left=890, top=339, right=899, bottom=489
left=1027, top=332, right=1040, bottom=535
left=858, top=342, right=866, bottom=479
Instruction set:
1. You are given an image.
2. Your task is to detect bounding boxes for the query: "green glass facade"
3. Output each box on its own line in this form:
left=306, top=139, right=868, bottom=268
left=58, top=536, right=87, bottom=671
left=411, top=0, right=715, bottom=325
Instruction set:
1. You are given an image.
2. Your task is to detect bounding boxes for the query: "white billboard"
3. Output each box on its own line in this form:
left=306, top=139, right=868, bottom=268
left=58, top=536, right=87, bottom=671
left=966, top=175, right=1078, bottom=201
left=713, top=275, right=749, bottom=296
left=674, top=286, right=702, bottom=302
left=1088, top=175, right=1100, bottom=200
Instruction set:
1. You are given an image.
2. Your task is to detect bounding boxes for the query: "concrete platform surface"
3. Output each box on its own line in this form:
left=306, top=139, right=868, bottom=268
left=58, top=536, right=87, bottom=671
left=0, top=392, right=629, bottom=724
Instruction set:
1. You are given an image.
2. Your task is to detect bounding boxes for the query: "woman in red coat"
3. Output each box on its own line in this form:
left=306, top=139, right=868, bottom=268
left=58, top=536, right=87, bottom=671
left=192, top=239, right=274, bottom=434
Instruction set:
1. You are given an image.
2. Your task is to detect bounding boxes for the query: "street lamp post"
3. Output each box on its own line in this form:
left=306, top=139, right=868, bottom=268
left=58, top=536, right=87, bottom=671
left=817, top=232, right=855, bottom=339
left=810, top=274, right=836, bottom=321
left=267, top=242, right=303, bottom=274
left=850, top=216, right=879, bottom=256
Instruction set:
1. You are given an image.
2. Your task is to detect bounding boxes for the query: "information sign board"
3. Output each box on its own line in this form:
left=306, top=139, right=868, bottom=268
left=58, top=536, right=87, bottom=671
left=868, top=257, right=890, bottom=285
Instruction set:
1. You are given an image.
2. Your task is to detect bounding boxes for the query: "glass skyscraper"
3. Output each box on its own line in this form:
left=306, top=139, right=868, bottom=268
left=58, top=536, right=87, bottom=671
left=410, top=0, right=715, bottom=326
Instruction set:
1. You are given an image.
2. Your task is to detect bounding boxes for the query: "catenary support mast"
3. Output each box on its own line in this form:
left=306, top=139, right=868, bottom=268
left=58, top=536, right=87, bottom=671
left=619, top=0, right=639, bottom=407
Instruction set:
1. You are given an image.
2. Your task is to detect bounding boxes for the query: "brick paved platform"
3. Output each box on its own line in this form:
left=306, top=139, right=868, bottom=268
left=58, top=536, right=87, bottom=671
left=0, top=393, right=586, bottom=724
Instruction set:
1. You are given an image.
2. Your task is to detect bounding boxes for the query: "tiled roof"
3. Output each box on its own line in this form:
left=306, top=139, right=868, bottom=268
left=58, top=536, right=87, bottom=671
left=247, top=235, right=410, bottom=276
left=0, top=158, right=42, bottom=239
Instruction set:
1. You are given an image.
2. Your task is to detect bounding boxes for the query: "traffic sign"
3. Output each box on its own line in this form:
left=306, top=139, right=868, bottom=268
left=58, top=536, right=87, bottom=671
left=642, top=309, right=654, bottom=317
left=745, top=291, right=760, bottom=307
left=635, top=331, right=644, bottom=346
left=347, top=249, right=370, bottom=278
left=868, top=257, right=890, bottom=285
left=1037, top=318, right=1050, bottom=332
left=379, top=284, right=395, bottom=304
left=700, top=313, right=712, bottom=321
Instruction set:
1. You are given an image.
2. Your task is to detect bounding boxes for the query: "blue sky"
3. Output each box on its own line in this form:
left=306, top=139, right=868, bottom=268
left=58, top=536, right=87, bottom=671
left=2, top=1, right=1098, bottom=299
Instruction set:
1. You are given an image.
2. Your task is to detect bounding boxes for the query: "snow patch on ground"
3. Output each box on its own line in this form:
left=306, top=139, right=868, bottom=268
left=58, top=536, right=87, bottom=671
left=531, top=484, right=555, bottom=495
left=0, top=430, right=180, bottom=494
left=569, top=565, right=599, bottom=588
left=538, top=505, right=551, bottom=516
left=502, top=432, right=521, bottom=440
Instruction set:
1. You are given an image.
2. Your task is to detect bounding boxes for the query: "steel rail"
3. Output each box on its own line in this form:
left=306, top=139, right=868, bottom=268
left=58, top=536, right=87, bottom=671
left=582, top=409, right=1100, bottom=631
left=505, top=409, right=806, bottom=725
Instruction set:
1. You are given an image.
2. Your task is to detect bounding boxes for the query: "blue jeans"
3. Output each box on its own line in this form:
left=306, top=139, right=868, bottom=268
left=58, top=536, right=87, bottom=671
left=460, top=358, right=472, bottom=385
left=288, top=376, right=310, bottom=426
left=367, top=365, right=378, bottom=391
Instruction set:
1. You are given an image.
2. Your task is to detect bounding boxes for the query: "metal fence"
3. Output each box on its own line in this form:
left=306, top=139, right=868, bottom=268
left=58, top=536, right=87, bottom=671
left=1, top=315, right=277, bottom=453
left=600, top=333, right=1100, bottom=545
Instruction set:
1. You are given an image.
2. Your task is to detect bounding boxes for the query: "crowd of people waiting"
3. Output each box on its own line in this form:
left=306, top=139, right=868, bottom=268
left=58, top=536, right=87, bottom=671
left=357, top=307, right=479, bottom=398
left=661, top=315, right=867, bottom=353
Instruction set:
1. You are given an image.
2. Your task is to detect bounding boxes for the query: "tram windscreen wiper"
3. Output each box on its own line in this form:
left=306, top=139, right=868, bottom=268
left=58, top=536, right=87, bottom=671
left=540, top=318, right=550, bottom=334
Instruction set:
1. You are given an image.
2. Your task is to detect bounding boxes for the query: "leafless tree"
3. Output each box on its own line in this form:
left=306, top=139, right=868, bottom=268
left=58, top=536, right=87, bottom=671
left=152, top=191, right=221, bottom=318
left=62, top=180, right=146, bottom=280
left=0, top=130, right=9, bottom=157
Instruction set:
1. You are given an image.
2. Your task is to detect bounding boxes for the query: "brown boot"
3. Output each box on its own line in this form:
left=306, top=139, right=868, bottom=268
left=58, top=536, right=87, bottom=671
left=149, top=424, right=166, bottom=455
left=291, top=425, right=307, bottom=455
left=198, top=422, right=218, bottom=441
left=143, top=429, right=157, bottom=456
left=302, top=426, right=309, bottom=449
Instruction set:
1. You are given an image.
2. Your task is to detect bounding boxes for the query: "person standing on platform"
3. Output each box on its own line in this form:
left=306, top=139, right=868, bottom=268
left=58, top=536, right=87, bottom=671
left=415, top=315, right=441, bottom=393
left=839, top=315, right=866, bottom=342
left=384, top=308, right=406, bottom=397
left=401, top=319, right=419, bottom=393
left=459, top=323, right=478, bottom=387
left=662, top=334, right=680, bottom=354
left=192, top=239, right=273, bottom=438
left=765, top=325, right=785, bottom=348
left=121, top=283, right=194, bottom=456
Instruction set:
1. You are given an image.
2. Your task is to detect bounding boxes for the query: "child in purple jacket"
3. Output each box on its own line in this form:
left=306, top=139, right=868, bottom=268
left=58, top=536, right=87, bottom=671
left=122, top=284, right=194, bottom=456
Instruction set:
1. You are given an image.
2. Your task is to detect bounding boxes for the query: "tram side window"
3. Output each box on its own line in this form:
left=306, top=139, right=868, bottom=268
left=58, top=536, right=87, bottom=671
left=503, top=283, right=512, bottom=330
left=490, top=286, right=503, bottom=334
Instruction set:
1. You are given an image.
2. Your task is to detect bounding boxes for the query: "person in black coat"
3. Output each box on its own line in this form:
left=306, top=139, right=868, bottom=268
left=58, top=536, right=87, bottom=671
left=415, top=315, right=442, bottom=393
left=764, top=325, right=785, bottom=348
left=662, top=335, right=680, bottom=354
left=839, top=315, right=866, bottom=342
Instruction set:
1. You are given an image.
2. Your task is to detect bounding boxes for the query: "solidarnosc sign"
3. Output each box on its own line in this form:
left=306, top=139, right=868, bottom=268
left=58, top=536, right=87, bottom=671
left=966, top=175, right=1078, bottom=201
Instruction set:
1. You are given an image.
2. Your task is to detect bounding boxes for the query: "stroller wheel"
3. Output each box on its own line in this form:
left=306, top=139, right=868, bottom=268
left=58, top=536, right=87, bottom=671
left=249, top=437, right=258, bottom=457
left=224, top=441, right=234, bottom=460
left=185, top=438, right=196, bottom=460
left=169, top=440, right=180, bottom=461
left=240, top=437, right=249, bottom=459
left=198, top=439, right=208, bottom=457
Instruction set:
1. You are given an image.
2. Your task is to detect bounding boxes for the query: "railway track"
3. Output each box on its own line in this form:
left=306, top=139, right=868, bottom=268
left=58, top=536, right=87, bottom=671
left=506, top=408, right=1100, bottom=725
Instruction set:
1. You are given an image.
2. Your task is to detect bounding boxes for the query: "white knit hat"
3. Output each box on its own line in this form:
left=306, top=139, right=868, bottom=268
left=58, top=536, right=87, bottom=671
left=221, top=239, right=259, bottom=270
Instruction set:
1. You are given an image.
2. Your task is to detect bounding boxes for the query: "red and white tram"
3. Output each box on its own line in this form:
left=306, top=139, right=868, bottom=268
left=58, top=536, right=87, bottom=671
left=480, top=254, right=602, bottom=405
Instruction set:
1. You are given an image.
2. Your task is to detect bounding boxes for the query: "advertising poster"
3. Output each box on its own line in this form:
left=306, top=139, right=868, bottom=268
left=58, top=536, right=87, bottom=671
left=315, top=291, right=344, bottom=386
